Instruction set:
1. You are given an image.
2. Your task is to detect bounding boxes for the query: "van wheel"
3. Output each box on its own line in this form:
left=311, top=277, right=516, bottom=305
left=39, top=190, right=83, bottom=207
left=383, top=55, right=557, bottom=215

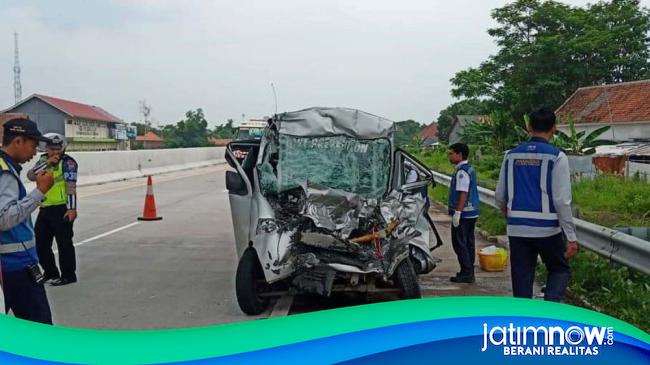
left=236, top=249, right=270, bottom=315
left=394, top=259, right=421, bottom=299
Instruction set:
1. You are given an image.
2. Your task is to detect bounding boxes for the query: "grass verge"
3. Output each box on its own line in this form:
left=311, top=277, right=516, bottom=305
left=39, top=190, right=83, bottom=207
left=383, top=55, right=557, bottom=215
left=423, top=156, right=650, bottom=332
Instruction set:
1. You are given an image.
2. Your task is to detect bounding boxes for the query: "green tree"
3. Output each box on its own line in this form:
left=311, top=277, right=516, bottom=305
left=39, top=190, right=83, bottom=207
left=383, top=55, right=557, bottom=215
left=436, top=99, right=492, bottom=143
left=394, top=120, right=424, bottom=147
left=161, top=108, right=210, bottom=148
left=460, top=111, right=528, bottom=151
left=451, top=0, right=650, bottom=119
left=211, top=119, right=237, bottom=139
left=130, top=122, right=159, bottom=136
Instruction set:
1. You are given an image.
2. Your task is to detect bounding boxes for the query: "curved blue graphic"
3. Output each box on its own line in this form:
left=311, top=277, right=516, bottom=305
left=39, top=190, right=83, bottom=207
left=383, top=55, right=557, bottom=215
left=0, top=297, right=647, bottom=364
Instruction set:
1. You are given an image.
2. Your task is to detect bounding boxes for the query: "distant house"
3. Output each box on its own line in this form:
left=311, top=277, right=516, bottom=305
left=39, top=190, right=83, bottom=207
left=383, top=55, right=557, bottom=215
left=418, top=122, right=439, bottom=147
left=556, top=80, right=650, bottom=142
left=2, top=94, right=128, bottom=151
left=135, top=132, right=164, bottom=149
left=448, top=115, right=488, bottom=144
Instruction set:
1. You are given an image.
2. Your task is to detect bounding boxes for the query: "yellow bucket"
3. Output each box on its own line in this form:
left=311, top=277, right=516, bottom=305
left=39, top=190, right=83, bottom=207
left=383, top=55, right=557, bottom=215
left=479, top=249, right=508, bottom=272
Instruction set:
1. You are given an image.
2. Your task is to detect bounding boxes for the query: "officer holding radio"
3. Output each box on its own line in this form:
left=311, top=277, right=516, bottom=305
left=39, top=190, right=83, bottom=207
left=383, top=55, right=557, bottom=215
left=28, top=133, right=79, bottom=286
left=0, top=118, right=54, bottom=324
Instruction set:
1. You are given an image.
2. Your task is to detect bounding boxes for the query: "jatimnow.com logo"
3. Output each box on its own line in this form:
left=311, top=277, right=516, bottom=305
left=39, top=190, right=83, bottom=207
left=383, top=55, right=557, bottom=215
left=481, top=323, right=614, bottom=356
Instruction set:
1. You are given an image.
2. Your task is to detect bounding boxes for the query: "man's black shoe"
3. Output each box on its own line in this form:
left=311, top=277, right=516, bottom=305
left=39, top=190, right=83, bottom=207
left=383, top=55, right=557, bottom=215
left=43, top=274, right=60, bottom=284
left=50, top=277, right=77, bottom=286
left=450, top=274, right=475, bottom=283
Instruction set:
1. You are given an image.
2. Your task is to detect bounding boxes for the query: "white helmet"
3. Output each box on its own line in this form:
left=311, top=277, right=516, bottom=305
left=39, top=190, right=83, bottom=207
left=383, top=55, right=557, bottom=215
left=42, top=133, right=68, bottom=150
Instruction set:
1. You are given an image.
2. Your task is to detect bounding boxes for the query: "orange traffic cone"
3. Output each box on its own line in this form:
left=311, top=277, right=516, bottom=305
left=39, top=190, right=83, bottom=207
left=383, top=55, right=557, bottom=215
left=138, top=176, right=162, bottom=221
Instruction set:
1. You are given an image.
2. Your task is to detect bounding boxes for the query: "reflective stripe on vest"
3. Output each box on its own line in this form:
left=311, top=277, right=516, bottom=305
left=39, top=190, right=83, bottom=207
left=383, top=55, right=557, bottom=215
left=448, top=163, right=480, bottom=218
left=0, top=156, right=37, bottom=271
left=505, top=142, right=560, bottom=228
left=42, top=159, right=67, bottom=207
left=0, top=240, right=35, bottom=254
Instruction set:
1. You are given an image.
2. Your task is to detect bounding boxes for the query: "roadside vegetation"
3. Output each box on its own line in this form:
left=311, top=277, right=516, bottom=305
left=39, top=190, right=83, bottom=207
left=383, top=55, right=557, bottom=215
left=416, top=148, right=650, bottom=332
left=396, top=0, right=650, bottom=333
left=416, top=148, right=650, bottom=229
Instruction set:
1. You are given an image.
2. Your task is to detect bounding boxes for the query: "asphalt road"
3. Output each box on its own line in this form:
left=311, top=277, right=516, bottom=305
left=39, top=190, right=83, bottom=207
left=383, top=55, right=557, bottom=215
left=43, top=164, right=517, bottom=330
left=46, top=165, right=269, bottom=330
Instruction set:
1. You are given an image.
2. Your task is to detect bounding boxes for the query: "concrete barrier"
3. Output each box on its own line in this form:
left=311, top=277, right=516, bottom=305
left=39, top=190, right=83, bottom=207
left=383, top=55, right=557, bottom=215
left=20, top=147, right=226, bottom=187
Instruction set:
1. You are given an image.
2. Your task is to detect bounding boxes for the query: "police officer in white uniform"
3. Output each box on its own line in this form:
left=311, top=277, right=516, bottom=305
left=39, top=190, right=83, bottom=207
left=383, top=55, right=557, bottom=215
left=496, top=108, right=579, bottom=302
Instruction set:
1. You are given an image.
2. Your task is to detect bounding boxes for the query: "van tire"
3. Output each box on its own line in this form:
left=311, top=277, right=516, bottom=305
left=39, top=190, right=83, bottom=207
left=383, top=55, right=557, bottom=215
left=394, top=259, right=421, bottom=299
left=236, top=249, right=270, bottom=315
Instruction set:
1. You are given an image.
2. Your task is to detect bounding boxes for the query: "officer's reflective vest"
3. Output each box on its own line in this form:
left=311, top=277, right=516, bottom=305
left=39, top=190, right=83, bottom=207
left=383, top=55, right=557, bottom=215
left=0, top=156, right=38, bottom=272
left=448, top=163, right=480, bottom=218
left=41, top=156, right=67, bottom=207
left=504, top=139, right=561, bottom=232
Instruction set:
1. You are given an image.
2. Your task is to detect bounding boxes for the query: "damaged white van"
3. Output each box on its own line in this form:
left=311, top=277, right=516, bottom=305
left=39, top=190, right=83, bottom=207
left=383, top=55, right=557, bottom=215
left=225, top=107, right=442, bottom=314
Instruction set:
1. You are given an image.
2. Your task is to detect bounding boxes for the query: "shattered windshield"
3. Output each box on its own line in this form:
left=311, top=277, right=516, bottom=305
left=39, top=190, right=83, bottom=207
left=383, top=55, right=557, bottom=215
left=276, top=134, right=391, bottom=199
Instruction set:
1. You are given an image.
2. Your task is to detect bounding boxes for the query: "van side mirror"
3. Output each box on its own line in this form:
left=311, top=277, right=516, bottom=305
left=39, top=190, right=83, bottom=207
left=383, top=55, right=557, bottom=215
left=226, top=171, right=248, bottom=196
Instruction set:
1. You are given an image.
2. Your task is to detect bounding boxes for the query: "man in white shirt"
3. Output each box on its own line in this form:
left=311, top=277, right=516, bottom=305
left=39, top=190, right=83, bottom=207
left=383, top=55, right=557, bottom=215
left=447, top=143, right=480, bottom=283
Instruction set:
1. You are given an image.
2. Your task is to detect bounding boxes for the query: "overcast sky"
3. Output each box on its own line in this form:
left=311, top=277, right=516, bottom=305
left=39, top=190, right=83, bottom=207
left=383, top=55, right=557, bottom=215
left=1, top=0, right=647, bottom=127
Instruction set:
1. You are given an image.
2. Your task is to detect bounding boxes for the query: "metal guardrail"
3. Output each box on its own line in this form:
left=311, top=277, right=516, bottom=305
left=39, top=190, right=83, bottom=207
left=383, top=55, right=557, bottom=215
left=431, top=170, right=650, bottom=275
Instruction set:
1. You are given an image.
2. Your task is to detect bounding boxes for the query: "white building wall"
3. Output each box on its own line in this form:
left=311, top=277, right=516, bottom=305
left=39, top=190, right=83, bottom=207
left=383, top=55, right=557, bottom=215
left=557, top=122, right=650, bottom=142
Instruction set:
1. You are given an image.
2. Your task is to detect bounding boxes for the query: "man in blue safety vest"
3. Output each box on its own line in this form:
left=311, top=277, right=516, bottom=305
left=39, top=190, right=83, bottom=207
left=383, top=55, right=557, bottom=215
left=447, top=143, right=480, bottom=283
left=0, top=118, right=54, bottom=323
left=496, top=108, right=579, bottom=302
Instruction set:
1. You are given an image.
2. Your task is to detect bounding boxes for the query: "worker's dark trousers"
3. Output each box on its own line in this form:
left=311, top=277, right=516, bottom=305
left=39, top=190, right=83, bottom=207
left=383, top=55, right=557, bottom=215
left=451, top=218, right=477, bottom=276
left=2, top=268, right=53, bottom=324
left=35, top=205, right=76, bottom=280
left=509, top=233, right=570, bottom=302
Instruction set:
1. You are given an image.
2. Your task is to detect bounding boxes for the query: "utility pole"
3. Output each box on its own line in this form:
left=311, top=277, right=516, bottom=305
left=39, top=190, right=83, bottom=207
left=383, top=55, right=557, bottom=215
left=139, top=99, right=151, bottom=133
left=271, top=82, right=278, bottom=114
left=13, top=32, right=22, bottom=105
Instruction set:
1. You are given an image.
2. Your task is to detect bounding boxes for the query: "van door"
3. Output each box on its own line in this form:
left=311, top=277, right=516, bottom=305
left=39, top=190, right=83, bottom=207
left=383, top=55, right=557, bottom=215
left=392, top=149, right=443, bottom=252
left=225, top=141, right=258, bottom=258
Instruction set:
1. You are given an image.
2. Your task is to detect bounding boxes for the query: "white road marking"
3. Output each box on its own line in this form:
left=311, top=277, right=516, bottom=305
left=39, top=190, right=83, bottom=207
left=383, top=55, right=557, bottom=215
left=76, top=222, right=140, bottom=246
left=53, top=222, right=140, bottom=254
left=48, top=166, right=224, bottom=255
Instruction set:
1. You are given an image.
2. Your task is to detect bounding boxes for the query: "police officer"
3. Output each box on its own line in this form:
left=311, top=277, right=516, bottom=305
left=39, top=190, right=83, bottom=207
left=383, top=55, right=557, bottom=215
left=0, top=118, right=54, bottom=324
left=447, top=143, right=480, bottom=283
left=28, top=133, right=79, bottom=286
left=495, top=108, right=579, bottom=302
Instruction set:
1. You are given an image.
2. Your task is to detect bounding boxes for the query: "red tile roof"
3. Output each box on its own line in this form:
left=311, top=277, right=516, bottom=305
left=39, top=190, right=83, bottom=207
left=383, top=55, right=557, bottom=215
left=32, top=94, right=122, bottom=123
left=556, top=80, right=650, bottom=124
left=418, top=122, right=438, bottom=139
left=0, top=112, right=28, bottom=124
left=136, top=132, right=163, bottom=142
left=209, top=138, right=232, bottom=146
left=0, top=113, right=28, bottom=142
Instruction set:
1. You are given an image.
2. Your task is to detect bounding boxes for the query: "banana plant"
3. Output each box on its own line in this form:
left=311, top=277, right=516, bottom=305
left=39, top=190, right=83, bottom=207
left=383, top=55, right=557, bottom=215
left=553, top=117, right=615, bottom=155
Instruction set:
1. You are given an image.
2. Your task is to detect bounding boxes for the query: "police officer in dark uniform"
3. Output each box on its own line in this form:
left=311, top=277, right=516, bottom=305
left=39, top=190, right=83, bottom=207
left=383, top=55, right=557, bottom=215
left=0, top=118, right=54, bottom=324
left=28, top=133, right=79, bottom=286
